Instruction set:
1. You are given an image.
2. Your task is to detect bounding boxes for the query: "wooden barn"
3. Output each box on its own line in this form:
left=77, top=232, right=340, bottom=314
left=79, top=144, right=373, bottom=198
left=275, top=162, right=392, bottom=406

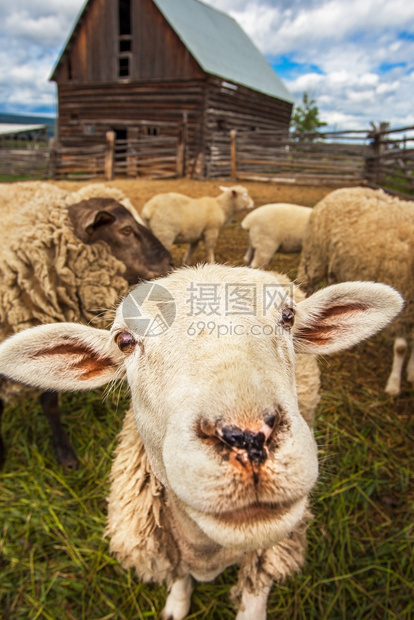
left=50, top=0, right=294, bottom=177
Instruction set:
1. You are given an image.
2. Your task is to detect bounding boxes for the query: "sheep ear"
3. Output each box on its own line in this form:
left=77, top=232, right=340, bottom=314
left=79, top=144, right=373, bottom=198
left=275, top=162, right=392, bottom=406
left=219, top=186, right=230, bottom=192
left=0, top=323, right=124, bottom=392
left=85, top=210, right=116, bottom=235
left=293, top=282, right=403, bottom=355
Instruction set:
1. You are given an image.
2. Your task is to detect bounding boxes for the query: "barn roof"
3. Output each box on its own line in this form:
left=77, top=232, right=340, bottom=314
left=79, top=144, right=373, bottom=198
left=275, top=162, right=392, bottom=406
left=51, top=0, right=293, bottom=104
left=152, top=0, right=294, bottom=103
left=0, top=123, right=48, bottom=136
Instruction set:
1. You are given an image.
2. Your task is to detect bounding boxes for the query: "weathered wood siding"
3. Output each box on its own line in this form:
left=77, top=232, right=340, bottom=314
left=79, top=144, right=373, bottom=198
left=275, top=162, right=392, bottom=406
left=205, top=78, right=293, bottom=177
left=206, top=78, right=292, bottom=133
left=56, top=80, right=206, bottom=166
left=53, top=0, right=203, bottom=84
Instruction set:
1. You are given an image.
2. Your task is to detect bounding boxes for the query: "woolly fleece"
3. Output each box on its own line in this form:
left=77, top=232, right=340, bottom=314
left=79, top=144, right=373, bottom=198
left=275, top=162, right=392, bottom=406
left=298, top=186, right=414, bottom=336
left=0, top=181, right=130, bottom=401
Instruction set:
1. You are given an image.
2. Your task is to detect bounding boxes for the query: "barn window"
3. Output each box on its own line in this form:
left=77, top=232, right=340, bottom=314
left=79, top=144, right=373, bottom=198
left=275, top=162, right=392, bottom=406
left=146, top=127, right=160, bottom=136
left=119, top=56, right=130, bottom=77
left=119, top=39, right=131, bottom=53
left=83, top=124, right=95, bottom=135
left=119, top=0, right=131, bottom=36
left=118, top=0, right=131, bottom=79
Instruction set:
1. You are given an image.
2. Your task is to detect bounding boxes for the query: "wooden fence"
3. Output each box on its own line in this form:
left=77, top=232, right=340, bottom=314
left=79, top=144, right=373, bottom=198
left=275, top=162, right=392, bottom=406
left=0, top=123, right=413, bottom=200
left=112, top=134, right=182, bottom=179
left=363, top=125, right=414, bottom=198
left=50, top=144, right=107, bottom=180
left=223, top=124, right=414, bottom=199
left=0, top=147, right=51, bottom=179
left=230, top=129, right=371, bottom=185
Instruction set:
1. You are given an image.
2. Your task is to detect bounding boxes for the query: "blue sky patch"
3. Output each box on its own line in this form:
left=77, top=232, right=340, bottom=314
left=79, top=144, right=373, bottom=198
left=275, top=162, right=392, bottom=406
left=269, top=55, right=324, bottom=79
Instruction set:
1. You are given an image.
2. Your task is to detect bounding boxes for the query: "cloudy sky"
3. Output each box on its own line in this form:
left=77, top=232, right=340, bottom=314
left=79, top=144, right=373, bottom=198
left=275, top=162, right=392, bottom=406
left=0, top=0, right=413, bottom=130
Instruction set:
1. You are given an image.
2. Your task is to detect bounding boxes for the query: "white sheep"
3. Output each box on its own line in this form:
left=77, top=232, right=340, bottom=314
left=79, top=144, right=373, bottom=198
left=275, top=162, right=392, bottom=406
left=0, top=263, right=402, bottom=619
left=141, top=186, right=254, bottom=264
left=0, top=181, right=172, bottom=468
left=297, top=186, right=414, bottom=396
left=241, top=203, right=312, bottom=269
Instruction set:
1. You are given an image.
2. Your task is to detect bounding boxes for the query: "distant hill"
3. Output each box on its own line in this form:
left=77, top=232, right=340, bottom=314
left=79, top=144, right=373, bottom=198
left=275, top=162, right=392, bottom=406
left=0, top=113, right=55, bottom=138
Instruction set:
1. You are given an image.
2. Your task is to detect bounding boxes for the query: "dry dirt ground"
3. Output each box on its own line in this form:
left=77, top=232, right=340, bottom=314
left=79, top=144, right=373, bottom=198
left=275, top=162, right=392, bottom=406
left=53, top=178, right=336, bottom=275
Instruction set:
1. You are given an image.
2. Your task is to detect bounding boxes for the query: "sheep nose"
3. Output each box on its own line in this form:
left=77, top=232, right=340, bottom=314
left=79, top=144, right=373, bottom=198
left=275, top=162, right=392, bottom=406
left=219, top=426, right=268, bottom=465
left=196, top=410, right=283, bottom=467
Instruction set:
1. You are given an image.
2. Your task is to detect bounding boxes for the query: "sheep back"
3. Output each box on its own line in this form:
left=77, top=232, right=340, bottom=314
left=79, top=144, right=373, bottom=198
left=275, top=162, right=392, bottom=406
left=242, top=204, right=312, bottom=253
left=298, top=187, right=414, bottom=336
left=141, top=192, right=224, bottom=245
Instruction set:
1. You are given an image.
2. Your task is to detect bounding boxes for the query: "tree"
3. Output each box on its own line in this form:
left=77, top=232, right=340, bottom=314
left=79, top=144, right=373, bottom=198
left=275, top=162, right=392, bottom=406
left=290, top=92, right=327, bottom=137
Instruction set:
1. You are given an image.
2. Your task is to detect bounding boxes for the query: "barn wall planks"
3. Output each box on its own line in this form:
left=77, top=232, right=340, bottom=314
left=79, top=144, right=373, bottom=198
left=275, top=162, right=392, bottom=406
left=53, top=0, right=204, bottom=85
left=55, top=79, right=206, bottom=169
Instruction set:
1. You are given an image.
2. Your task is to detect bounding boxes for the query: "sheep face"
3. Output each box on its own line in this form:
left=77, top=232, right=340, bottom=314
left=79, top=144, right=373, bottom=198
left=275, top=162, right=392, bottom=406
left=0, top=264, right=403, bottom=555
left=68, top=197, right=174, bottom=284
left=220, top=185, right=254, bottom=212
left=113, top=267, right=318, bottom=550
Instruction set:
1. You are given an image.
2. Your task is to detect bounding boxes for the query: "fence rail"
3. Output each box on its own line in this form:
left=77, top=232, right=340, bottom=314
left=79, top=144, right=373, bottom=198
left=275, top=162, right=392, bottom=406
left=50, top=144, right=107, bottom=180
left=230, top=129, right=371, bottom=186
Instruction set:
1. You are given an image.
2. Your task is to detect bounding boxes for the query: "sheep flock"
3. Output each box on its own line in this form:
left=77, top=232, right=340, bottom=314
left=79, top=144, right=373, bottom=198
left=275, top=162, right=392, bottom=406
left=0, top=180, right=412, bottom=620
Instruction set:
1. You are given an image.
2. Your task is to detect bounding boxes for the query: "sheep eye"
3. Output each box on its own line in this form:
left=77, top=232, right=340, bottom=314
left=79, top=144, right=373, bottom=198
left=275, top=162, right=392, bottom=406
left=115, top=331, right=136, bottom=353
left=121, top=226, right=133, bottom=236
left=281, top=307, right=295, bottom=327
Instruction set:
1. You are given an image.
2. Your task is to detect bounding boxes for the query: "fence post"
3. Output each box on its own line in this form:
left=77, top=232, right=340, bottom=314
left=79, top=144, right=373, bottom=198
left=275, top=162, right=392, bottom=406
left=176, top=113, right=188, bottom=177
left=48, top=138, right=57, bottom=180
left=230, top=129, right=237, bottom=180
left=105, top=131, right=115, bottom=180
left=365, top=122, right=389, bottom=185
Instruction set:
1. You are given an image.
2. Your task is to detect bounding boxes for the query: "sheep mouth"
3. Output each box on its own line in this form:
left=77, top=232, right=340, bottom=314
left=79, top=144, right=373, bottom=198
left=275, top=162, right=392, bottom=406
left=212, top=499, right=295, bottom=524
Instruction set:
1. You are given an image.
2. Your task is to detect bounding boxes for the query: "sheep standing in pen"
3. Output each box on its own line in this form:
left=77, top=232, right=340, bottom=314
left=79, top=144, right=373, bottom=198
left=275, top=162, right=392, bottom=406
left=0, top=181, right=173, bottom=469
left=241, top=203, right=312, bottom=269
left=298, top=186, right=414, bottom=396
left=0, top=263, right=402, bottom=619
left=141, top=185, right=254, bottom=264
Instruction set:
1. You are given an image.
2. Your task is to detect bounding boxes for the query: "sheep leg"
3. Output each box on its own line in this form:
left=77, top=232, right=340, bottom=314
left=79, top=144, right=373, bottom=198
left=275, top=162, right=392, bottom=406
left=40, top=391, right=78, bottom=469
left=406, top=333, right=414, bottom=383
left=161, top=574, right=193, bottom=620
left=250, top=242, right=279, bottom=270
left=203, top=229, right=219, bottom=263
left=243, top=245, right=254, bottom=266
left=0, top=399, right=4, bottom=468
left=385, top=337, right=407, bottom=396
left=182, top=240, right=199, bottom=266
left=235, top=584, right=272, bottom=620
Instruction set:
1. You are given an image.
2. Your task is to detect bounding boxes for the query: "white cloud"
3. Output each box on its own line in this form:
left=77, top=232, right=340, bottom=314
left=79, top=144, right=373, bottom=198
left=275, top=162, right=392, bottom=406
left=5, top=11, right=70, bottom=47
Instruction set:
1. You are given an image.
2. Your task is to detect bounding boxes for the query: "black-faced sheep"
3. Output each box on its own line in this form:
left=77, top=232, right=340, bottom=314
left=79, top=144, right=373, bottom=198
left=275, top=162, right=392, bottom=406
left=0, top=263, right=402, bottom=619
left=297, top=186, right=414, bottom=396
left=141, top=186, right=254, bottom=264
left=0, top=181, right=173, bottom=469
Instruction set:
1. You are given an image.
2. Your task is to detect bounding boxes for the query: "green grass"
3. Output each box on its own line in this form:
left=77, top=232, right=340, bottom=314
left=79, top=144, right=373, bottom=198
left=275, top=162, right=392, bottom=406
left=1, top=337, right=412, bottom=619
